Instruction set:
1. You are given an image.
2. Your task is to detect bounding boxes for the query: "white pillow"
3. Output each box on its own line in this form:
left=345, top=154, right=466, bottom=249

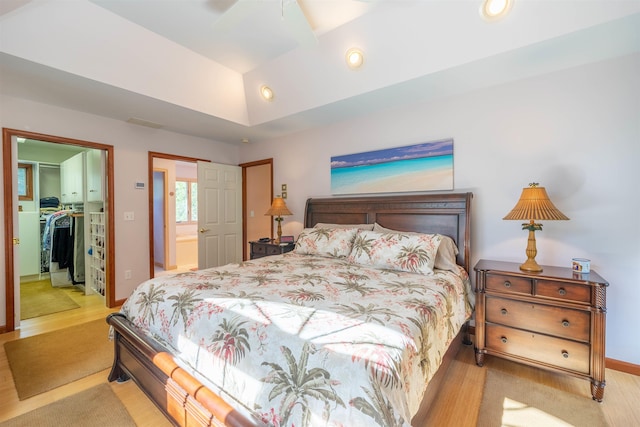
left=294, top=227, right=358, bottom=258
left=372, top=223, right=459, bottom=271
left=348, top=230, right=442, bottom=275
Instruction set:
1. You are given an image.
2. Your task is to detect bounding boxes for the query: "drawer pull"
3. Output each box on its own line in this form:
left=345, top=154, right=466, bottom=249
left=558, top=288, right=567, bottom=296
left=501, top=336, right=508, bottom=344
left=562, top=320, right=570, bottom=327
left=562, top=351, right=569, bottom=359
left=500, top=308, right=508, bottom=315
left=503, top=281, right=512, bottom=288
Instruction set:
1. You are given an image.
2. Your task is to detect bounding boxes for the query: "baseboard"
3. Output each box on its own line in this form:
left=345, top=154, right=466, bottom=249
left=467, top=325, right=640, bottom=376
left=605, top=358, right=640, bottom=376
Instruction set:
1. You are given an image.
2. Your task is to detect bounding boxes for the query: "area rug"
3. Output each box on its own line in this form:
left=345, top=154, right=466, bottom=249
left=477, top=369, right=608, bottom=427
left=4, top=319, right=112, bottom=400
left=0, top=383, right=135, bottom=427
left=20, top=280, right=79, bottom=319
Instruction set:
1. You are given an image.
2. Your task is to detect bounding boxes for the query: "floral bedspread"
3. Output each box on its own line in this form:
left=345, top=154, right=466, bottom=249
left=120, top=253, right=473, bottom=427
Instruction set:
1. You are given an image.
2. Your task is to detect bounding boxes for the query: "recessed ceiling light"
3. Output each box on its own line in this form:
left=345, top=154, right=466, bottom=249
left=260, top=85, right=274, bottom=101
left=480, top=0, right=513, bottom=21
left=345, top=48, right=364, bottom=70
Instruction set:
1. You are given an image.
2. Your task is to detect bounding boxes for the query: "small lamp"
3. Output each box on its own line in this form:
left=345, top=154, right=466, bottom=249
left=503, top=183, right=569, bottom=272
left=265, top=196, right=292, bottom=244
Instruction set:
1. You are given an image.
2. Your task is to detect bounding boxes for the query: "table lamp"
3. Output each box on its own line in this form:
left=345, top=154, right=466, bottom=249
left=503, top=183, right=569, bottom=272
left=265, top=196, right=293, bottom=244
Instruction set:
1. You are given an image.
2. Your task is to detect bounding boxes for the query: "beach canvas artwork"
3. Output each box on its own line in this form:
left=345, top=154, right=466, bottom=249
left=330, top=139, right=453, bottom=195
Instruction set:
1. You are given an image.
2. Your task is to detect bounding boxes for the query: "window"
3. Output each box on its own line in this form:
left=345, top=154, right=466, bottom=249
left=176, top=179, right=197, bottom=223
left=18, top=163, right=34, bottom=201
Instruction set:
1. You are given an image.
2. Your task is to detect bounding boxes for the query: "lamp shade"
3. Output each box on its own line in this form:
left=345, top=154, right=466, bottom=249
left=503, top=184, right=569, bottom=221
left=265, top=197, right=292, bottom=217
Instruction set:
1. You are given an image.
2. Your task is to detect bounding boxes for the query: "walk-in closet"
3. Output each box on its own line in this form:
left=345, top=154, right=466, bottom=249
left=17, top=139, right=107, bottom=320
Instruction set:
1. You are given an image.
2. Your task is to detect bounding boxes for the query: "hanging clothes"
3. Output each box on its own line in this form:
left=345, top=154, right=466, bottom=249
left=51, top=222, right=72, bottom=268
left=47, top=211, right=73, bottom=287
left=45, top=210, right=85, bottom=287
left=42, top=210, right=71, bottom=251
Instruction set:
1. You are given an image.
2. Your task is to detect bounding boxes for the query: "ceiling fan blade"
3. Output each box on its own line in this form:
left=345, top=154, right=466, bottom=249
left=212, top=0, right=254, bottom=33
left=282, top=0, right=318, bottom=48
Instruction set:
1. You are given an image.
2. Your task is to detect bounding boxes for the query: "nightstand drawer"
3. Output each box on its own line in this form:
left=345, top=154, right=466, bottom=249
left=486, top=324, right=590, bottom=374
left=266, top=245, right=281, bottom=255
left=486, top=297, right=590, bottom=342
left=252, top=244, right=267, bottom=255
left=535, top=280, right=591, bottom=304
left=250, top=241, right=295, bottom=259
left=486, top=274, right=531, bottom=295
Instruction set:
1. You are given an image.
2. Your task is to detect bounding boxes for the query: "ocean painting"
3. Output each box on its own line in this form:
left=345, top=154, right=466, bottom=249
left=331, top=139, right=453, bottom=195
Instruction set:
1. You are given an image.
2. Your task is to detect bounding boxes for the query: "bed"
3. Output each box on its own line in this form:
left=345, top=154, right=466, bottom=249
left=107, top=192, right=473, bottom=427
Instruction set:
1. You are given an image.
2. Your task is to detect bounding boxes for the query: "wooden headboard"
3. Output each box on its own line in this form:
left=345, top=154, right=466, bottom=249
left=304, top=192, right=473, bottom=272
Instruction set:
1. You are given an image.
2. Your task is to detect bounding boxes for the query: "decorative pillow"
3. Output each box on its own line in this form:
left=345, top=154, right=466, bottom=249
left=294, top=227, right=358, bottom=258
left=348, top=230, right=442, bottom=275
left=373, top=223, right=459, bottom=271
left=434, top=236, right=460, bottom=271
left=314, top=223, right=374, bottom=230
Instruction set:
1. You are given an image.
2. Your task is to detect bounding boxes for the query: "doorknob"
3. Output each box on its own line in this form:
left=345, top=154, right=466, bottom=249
left=199, top=228, right=210, bottom=233
left=13, top=238, right=20, bottom=245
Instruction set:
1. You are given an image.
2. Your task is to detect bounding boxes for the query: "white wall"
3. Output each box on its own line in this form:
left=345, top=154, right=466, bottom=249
left=240, top=53, right=640, bottom=365
left=0, top=96, right=240, bottom=324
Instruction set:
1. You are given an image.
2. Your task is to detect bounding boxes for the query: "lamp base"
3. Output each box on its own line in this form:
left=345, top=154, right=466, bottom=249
left=275, top=216, right=283, bottom=245
left=519, top=258, right=543, bottom=272
left=520, top=228, right=543, bottom=272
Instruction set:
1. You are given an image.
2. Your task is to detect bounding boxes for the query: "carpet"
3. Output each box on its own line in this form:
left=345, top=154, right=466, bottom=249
left=4, top=319, right=113, bottom=400
left=20, top=280, right=80, bottom=319
left=478, top=369, right=608, bottom=427
left=0, top=384, right=136, bottom=427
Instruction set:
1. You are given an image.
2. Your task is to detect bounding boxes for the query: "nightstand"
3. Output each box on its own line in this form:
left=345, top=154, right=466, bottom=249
left=250, top=240, right=295, bottom=260
left=474, top=259, right=608, bottom=401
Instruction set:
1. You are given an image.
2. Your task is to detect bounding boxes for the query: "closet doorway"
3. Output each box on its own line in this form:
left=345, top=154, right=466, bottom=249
left=3, top=128, right=116, bottom=332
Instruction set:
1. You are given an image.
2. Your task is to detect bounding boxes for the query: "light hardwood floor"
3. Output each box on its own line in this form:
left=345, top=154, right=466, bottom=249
left=1, top=287, right=639, bottom=426
left=0, top=286, right=171, bottom=426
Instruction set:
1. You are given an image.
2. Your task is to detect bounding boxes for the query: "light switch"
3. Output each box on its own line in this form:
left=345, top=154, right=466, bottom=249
left=124, top=211, right=134, bottom=221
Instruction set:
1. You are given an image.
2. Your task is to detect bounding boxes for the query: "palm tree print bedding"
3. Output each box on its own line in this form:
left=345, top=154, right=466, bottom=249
left=121, top=253, right=473, bottom=426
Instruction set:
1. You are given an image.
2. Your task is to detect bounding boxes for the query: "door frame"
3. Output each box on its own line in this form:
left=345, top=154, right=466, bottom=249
left=152, top=168, right=169, bottom=270
left=147, top=151, right=209, bottom=279
left=239, top=158, right=273, bottom=260
left=2, top=128, right=116, bottom=332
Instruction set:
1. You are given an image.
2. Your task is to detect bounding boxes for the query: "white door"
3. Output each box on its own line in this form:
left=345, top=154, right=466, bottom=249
left=197, top=161, right=242, bottom=269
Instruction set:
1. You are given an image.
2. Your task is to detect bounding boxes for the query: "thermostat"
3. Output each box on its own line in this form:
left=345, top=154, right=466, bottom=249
left=134, top=182, right=145, bottom=189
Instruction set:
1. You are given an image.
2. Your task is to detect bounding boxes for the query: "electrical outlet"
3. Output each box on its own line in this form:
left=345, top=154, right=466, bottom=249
left=125, top=270, right=132, bottom=279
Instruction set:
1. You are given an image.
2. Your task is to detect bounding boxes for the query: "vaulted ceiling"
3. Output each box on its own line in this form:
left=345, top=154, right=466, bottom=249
left=1, top=1, right=639, bottom=144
